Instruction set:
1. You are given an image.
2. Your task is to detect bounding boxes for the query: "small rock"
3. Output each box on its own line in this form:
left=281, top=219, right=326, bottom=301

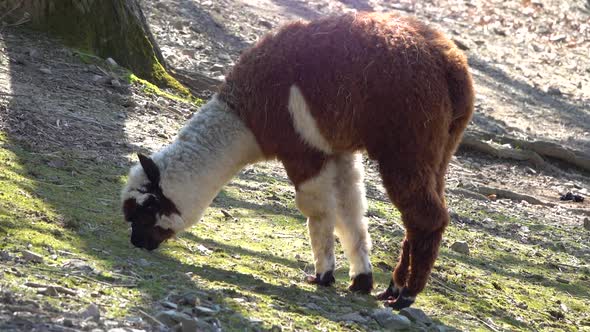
left=548, top=309, right=565, bottom=320
left=180, top=292, right=200, bottom=306
left=80, top=303, right=100, bottom=322
left=196, top=245, right=212, bottom=256
left=220, top=209, right=233, bottom=219
left=549, top=35, right=567, bottom=42
left=531, top=43, right=543, bottom=52
left=583, top=218, right=590, bottom=231
left=106, top=57, right=118, bottom=66
left=22, top=250, right=43, bottom=263
left=516, top=301, right=528, bottom=309
left=372, top=308, right=412, bottom=329
left=155, top=310, right=192, bottom=327
left=181, top=318, right=202, bottom=332
left=63, top=319, right=75, bottom=327
left=336, top=312, right=368, bottom=323
left=194, top=305, right=218, bottom=315
left=399, top=307, right=433, bottom=325
left=110, top=79, right=121, bottom=88
left=137, top=258, right=150, bottom=267
left=258, top=19, right=273, bottom=29
left=39, top=286, right=59, bottom=296
left=39, top=67, right=52, bottom=74
left=209, top=63, right=225, bottom=73
left=450, top=241, right=470, bottom=255
left=0, top=251, right=12, bottom=261
left=491, top=281, right=502, bottom=290
left=47, top=159, right=66, bottom=169
left=556, top=277, right=570, bottom=284
left=547, top=86, right=562, bottom=96
left=161, top=301, right=177, bottom=310
left=305, top=303, right=322, bottom=311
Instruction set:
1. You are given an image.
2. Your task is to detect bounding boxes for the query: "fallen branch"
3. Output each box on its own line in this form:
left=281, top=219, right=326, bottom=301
left=466, top=313, right=502, bottom=332
left=463, top=184, right=554, bottom=207
left=24, top=282, right=77, bottom=296
left=137, top=308, right=166, bottom=328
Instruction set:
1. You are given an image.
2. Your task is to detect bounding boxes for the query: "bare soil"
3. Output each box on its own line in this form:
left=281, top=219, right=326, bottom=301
left=1, top=0, right=589, bottom=331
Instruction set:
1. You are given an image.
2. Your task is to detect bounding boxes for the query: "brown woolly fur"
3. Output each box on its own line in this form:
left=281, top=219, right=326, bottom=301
left=219, top=12, right=474, bottom=307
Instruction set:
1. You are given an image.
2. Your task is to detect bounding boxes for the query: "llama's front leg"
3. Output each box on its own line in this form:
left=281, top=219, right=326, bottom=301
left=291, top=160, right=338, bottom=286
left=305, top=215, right=337, bottom=285
left=334, top=154, right=373, bottom=293
left=377, top=238, right=409, bottom=301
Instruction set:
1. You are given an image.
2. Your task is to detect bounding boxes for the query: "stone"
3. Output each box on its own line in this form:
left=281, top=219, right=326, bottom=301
left=194, top=305, right=218, bottom=315
left=400, top=307, right=433, bottom=325
left=39, top=67, right=52, bottom=74
left=584, top=218, right=590, bottom=231
left=372, top=308, right=412, bottom=329
left=450, top=241, right=470, bottom=255
left=62, top=318, right=75, bottom=327
left=22, top=250, right=43, bottom=263
left=155, top=310, right=192, bottom=327
left=336, top=312, right=368, bottom=323
left=180, top=317, right=202, bottom=332
left=0, top=250, right=12, bottom=261
left=161, top=301, right=177, bottom=309
left=137, top=258, right=150, bottom=267
left=80, top=303, right=100, bottom=322
left=181, top=292, right=200, bottom=306
left=106, top=57, right=118, bottom=66
left=209, top=63, right=225, bottom=73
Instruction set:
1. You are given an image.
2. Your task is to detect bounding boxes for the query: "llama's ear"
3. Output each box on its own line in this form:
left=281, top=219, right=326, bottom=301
left=137, top=153, right=160, bottom=184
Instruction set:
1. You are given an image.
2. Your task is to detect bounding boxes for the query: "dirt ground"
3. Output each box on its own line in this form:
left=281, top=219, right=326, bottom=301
left=0, top=0, right=589, bottom=331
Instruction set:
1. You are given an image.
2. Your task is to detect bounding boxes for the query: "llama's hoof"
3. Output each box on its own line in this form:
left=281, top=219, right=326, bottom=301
left=305, top=270, right=335, bottom=286
left=348, top=272, right=373, bottom=293
left=383, top=287, right=415, bottom=310
left=376, top=280, right=400, bottom=301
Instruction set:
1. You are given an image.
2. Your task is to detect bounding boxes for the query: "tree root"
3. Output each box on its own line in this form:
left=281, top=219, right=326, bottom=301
left=460, top=184, right=554, bottom=206
left=170, top=67, right=222, bottom=94
left=460, top=131, right=590, bottom=173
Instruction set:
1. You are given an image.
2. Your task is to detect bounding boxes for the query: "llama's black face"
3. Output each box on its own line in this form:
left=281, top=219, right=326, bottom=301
left=122, top=154, right=179, bottom=251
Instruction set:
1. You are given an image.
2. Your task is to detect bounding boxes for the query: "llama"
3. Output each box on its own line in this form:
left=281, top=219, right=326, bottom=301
left=121, top=12, right=474, bottom=310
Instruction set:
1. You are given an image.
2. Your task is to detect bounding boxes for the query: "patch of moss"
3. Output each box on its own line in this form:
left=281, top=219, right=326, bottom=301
left=127, top=73, right=202, bottom=105
left=1, top=127, right=588, bottom=331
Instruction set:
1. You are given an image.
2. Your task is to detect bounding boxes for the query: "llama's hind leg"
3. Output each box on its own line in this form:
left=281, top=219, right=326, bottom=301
left=287, top=159, right=338, bottom=286
left=377, top=162, right=449, bottom=309
left=333, top=154, right=373, bottom=293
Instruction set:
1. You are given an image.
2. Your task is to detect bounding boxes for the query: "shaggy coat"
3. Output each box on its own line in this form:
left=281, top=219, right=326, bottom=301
left=122, top=12, right=474, bottom=310
left=218, top=12, right=473, bottom=306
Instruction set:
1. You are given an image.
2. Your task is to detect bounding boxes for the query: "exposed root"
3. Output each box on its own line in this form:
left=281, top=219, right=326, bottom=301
left=462, top=184, right=554, bottom=206
left=461, top=131, right=590, bottom=173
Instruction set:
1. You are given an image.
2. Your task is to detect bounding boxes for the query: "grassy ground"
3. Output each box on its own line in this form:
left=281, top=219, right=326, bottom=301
left=1, top=125, right=588, bottom=331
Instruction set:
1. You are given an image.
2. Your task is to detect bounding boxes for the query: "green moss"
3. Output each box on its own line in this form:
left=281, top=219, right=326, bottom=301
left=127, top=73, right=202, bottom=105
left=28, top=0, right=190, bottom=95
left=1, top=128, right=588, bottom=330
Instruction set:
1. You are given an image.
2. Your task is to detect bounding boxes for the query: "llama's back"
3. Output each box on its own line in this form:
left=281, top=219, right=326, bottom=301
left=219, top=12, right=473, bottom=157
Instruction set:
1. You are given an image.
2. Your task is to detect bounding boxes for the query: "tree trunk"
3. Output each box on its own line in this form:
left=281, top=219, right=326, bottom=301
left=1, top=0, right=188, bottom=94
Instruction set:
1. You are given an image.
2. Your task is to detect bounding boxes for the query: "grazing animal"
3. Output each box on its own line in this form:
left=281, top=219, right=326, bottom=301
left=121, top=12, right=474, bottom=309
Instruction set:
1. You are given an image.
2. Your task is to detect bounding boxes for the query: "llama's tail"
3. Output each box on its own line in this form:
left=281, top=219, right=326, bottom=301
left=445, top=46, right=475, bottom=150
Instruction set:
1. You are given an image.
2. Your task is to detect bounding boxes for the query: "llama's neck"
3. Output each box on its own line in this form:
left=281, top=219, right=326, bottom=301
left=152, top=96, right=263, bottom=232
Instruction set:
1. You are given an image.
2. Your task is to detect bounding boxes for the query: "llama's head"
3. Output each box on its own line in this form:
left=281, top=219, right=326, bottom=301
left=121, top=154, right=184, bottom=250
